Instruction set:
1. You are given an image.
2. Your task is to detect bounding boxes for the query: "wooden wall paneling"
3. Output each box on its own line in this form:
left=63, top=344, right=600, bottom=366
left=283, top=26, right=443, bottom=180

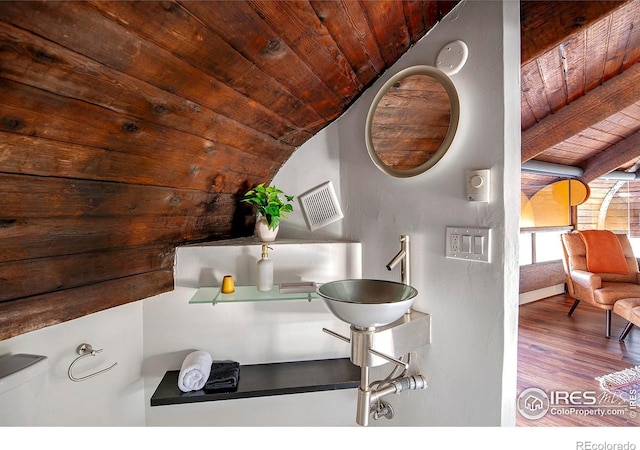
left=1, top=133, right=216, bottom=191
left=0, top=82, right=283, bottom=184
left=0, top=215, right=234, bottom=263
left=0, top=245, right=174, bottom=302
left=0, top=174, right=226, bottom=219
left=402, top=0, right=427, bottom=43
left=359, top=1, right=410, bottom=67
left=0, top=20, right=302, bottom=155
left=309, top=0, right=385, bottom=87
left=248, top=0, right=363, bottom=104
left=0, top=1, right=299, bottom=141
left=86, top=1, right=322, bottom=133
left=577, top=180, right=615, bottom=230
left=404, top=0, right=458, bottom=44
left=0, top=271, right=174, bottom=341
left=180, top=0, right=343, bottom=123
left=598, top=183, right=622, bottom=230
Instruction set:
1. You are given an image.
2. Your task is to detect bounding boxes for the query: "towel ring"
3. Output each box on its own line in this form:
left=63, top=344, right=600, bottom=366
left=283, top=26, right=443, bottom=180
left=68, top=343, right=117, bottom=382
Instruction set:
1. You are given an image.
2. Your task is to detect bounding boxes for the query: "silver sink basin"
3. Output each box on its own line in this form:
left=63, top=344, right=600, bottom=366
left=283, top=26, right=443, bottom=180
left=317, top=279, right=418, bottom=328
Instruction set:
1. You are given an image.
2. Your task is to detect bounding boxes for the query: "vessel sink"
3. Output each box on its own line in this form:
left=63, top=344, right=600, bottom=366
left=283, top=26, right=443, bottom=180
left=317, top=279, right=418, bottom=328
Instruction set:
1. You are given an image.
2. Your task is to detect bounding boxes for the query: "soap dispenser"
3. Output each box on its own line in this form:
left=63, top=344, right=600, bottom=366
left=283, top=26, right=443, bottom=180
left=257, top=245, right=273, bottom=292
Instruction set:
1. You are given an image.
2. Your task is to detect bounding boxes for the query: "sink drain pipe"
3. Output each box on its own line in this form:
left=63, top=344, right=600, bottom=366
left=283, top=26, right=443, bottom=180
left=370, top=374, right=427, bottom=403
left=357, top=372, right=428, bottom=426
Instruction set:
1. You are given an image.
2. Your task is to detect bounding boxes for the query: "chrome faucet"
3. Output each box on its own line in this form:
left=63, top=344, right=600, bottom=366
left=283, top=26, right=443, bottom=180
left=386, top=235, right=410, bottom=286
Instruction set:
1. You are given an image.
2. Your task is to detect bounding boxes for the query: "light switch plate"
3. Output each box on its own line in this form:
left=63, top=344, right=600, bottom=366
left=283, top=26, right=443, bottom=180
left=446, top=226, right=491, bottom=262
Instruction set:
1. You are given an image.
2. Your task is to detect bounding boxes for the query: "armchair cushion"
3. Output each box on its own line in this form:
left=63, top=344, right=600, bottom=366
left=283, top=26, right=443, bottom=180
left=570, top=269, right=601, bottom=291
left=594, top=282, right=640, bottom=306
left=578, top=230, right=629, bottom=275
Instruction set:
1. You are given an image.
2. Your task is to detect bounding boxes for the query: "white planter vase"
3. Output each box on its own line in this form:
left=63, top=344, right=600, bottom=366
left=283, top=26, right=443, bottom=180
left=255, top=216, right=279, bottom=243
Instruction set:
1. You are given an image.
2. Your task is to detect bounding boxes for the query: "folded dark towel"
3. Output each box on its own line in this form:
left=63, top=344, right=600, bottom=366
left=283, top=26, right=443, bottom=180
left=204, top=360, right=240, bottom=391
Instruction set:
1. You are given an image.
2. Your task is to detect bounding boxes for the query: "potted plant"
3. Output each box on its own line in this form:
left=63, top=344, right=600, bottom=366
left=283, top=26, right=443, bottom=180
left=242, top=183, right=294, bottom=242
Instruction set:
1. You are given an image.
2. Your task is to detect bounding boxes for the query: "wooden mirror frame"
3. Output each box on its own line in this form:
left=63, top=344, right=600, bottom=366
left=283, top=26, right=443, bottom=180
left=365, top=65, right=460, bottom=178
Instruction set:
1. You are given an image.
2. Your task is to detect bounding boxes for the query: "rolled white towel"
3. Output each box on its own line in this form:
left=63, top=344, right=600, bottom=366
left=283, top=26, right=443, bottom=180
left=178, top=350, right=212, bottom=393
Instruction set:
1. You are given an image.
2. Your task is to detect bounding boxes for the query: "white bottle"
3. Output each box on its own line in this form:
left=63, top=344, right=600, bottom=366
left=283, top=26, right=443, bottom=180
left=257, top=245, right=273, bottom=292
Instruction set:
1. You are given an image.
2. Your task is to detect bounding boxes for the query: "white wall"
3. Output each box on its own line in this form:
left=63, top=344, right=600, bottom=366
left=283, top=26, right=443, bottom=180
left=0, top=302, right=145, bottom=426
left=274, top=0, right=520, bottom=426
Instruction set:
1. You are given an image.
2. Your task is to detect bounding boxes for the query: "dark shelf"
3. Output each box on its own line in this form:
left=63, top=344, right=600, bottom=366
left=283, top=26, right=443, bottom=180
left=150, top=357, right=360, bottom=406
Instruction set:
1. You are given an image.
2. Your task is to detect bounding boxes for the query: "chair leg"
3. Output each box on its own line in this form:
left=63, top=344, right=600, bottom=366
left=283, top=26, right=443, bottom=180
left=619, top=321, right=634, bottom=341
left=568, top=299, right=580, bottom=317
left=606, top=310, right=612, bottom=338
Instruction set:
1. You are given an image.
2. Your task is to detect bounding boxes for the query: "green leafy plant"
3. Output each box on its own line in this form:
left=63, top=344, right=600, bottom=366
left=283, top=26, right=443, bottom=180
left=242, top=183, right=294, bottom=230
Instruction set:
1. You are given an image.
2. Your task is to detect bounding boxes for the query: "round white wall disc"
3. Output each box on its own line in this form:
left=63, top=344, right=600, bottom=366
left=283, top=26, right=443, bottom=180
left=436, top=40, right=468, bottom=75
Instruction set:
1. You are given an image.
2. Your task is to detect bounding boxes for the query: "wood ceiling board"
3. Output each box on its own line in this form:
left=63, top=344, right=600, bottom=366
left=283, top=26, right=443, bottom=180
left=602, top=2, right=639, bottom=80
left=522, top=62, right=640, bottom=162
left=308, top=0, right=385, bottom=86
left=536, top=47, right=568, bottom=114
left=521, top=59, right=551, bottom=124
left=248, top=1, right=363, bottom=103
left=520, top=1, right=631, bottom=65
left=560, top=32, right=587, bottom=104
left=87, top=1, right=323, bottom=131
left=580, top=130, right=640, bottom=183
left=359, top=1, right=410, bottom=66
left=179, top=0, right=344, bottom=123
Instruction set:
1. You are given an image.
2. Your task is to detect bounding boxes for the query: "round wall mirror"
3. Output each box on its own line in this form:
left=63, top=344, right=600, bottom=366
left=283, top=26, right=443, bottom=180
left=365, top=65, right=460, bottom=178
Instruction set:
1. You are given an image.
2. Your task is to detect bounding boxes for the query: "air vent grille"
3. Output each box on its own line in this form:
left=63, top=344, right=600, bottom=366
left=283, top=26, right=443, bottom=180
left=299, top=181, right=343, bottom=231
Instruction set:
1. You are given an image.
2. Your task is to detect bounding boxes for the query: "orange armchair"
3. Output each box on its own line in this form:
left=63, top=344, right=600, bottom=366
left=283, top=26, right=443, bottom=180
left=560, top=231, right=640, bottom=337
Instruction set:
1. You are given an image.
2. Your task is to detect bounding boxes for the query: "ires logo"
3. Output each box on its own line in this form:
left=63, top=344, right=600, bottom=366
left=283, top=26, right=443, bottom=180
left=549, top=390, right=598, bottom=406
left=518, top=388, right=550, bottom=420
left=517, top=388, right=602, bottom=420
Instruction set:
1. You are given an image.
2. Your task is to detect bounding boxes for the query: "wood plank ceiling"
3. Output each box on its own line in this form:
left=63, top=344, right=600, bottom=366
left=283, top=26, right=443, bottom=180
left=0, top=1, right=459, bottom=340
left=521, top=0, right=640, bottom=194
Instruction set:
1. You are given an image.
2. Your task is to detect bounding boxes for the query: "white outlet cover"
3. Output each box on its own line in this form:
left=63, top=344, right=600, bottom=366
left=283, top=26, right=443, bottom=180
left=446, top=226, right=491, bottom=263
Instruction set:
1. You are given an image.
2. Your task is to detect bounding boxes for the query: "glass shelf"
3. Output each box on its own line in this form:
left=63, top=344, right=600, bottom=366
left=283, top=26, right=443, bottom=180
left=189, top=285, right=319, bottom=305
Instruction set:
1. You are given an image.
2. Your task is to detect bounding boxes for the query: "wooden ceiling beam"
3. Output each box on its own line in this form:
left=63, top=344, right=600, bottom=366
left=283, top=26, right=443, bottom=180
left=520, top=0, right=631, bottom=65
left=579, top=129, right=640, bottom=183
left=521, top=62, right=640, bottom=162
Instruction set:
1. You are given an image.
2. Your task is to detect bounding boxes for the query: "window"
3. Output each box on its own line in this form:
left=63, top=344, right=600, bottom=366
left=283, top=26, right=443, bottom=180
left=520, top=228, right=569, bottom=266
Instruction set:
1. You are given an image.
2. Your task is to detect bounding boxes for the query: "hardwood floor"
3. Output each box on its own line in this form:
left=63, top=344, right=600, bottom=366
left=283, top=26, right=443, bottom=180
left=517, top=294, right=640, bottom=426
